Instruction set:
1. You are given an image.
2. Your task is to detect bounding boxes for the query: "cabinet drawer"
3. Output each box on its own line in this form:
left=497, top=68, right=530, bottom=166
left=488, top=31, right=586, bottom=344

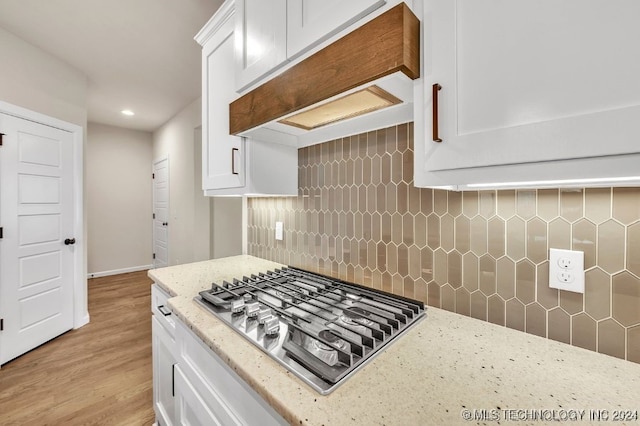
left=152, top=284, right=175, bottom=337
left=175, top=320, right=286, bottom=426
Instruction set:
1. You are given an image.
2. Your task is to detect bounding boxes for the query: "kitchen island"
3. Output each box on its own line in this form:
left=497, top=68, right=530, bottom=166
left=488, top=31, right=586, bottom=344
left=149, top=255, right=640, bottom=425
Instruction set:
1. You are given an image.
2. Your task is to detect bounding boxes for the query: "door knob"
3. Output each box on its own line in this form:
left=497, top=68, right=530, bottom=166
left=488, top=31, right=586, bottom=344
left=64, top=238, right=76, bottom=245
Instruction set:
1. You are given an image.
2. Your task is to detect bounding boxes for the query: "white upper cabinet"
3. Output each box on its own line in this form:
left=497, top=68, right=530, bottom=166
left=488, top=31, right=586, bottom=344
left=286, top=0, right=386, bottom=59
left=234, top=0, right=287, bottom=92
left=414, top=0, right=640, bottom=189
left=235, top=0, right=387, bottom=93
left=197, top=1, right=298, bottom=196
left=202, top=137, right=298, bottom=197
left=199, top=4, right=245, bottom=192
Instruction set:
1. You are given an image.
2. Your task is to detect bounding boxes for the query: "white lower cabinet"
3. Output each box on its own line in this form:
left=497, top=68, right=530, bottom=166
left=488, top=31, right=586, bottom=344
left=174, top=319, right=287, bottom=426
left=174, top=365, right=223, bottom=425
left=152, top=285, right=177, bottom=426
left=153, top=316, right=177, bottom=426
left=151, top=282, right=287, bottom=426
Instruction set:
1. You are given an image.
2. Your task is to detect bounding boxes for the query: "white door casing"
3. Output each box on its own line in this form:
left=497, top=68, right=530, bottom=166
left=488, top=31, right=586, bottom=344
left=153, top=157, right=169, bottom=268
left=0, top=104, right=85, bottom=366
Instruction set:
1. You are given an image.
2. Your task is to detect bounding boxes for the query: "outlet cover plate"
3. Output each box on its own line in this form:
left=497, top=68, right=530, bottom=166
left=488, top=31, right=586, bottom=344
left=275, top=221, right=283, bottom=241
left=549, top=248, right=584, bottom=293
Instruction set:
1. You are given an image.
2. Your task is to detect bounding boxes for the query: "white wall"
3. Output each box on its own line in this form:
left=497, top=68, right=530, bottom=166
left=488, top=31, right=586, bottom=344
left=86, top=123, right=153, bottom=275
left=153, top=98, right=242, bottom=265
left=193, top=127, right=212, bottom=261
left=153, top=98, right=210, bottom=265
left=0, top=26, right=87, bottom=127
left=211, top=197, right=242, bottom=258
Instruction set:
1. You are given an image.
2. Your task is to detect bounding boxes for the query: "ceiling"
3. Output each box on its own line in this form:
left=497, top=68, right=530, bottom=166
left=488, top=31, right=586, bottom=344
left=0, top=0, right=223, bottom=132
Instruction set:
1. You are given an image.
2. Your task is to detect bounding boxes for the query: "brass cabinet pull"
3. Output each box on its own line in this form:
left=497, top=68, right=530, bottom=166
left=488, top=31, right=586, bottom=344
left=231, top=147, right=239, bottom=175
left=432, top=83, right=442, bottom=143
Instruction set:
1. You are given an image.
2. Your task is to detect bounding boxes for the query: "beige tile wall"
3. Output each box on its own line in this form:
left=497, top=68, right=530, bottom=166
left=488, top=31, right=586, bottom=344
left=247, top=123, right=640, bottom=363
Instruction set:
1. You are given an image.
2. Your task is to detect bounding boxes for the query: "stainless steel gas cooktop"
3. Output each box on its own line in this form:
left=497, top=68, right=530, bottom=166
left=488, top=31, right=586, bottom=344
left=194, top=267, right=425, bottom=394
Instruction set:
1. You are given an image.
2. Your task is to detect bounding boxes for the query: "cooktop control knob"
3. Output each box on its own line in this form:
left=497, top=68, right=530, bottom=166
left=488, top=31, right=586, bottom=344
left=257, top=307, right=273, bottom=324
left=264, top=316, right=280, bottom=336
left=245, top=301, right=260, bottom=318
left=230, top=297, right=245, bottom=314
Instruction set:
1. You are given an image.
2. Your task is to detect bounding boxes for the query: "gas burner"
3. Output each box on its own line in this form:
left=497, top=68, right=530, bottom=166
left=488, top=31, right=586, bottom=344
left=311, top=340, right=334, bottom=352
left=303, top=334, right=340, bottom=366
left=339, top=307, right=376, bottom=328
left=314, top=329, right=348, bottom=352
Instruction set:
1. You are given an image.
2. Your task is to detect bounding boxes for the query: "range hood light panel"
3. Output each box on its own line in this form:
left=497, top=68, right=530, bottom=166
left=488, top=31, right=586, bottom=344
left=278, top=86, right=402, bottom=131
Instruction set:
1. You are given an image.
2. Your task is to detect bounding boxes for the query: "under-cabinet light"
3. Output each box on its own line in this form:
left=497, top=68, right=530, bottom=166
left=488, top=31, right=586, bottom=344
left=466, top=176, right=640, bottom=189
left=121, top=109, right=135, bottom=116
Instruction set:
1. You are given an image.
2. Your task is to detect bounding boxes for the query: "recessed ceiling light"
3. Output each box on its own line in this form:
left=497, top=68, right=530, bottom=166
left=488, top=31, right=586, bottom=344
left=121, top=109, right=135, bottom=116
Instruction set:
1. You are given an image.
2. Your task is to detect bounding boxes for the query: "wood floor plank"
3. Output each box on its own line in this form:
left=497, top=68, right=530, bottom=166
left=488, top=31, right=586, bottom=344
left=0, top=270, right=155, bottom=426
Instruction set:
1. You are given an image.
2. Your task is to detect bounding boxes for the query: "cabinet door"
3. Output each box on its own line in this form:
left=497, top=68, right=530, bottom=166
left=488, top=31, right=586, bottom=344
left=419, top=0, right=640, bottom=176
left=174, top=365, right=228, bottom=426
left=235, top=0, right=287, bottom=91
left=287, top=0, right=386, bottom=58
left=202, top=15, right=245, bottom=191
left=152, top=316, right=176, bottom=426
left=175, top=319, right=287, bottom=425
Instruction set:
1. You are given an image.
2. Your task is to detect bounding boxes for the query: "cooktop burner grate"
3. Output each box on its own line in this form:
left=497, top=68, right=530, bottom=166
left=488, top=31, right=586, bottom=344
left=195, top=267, right=425, bottom=394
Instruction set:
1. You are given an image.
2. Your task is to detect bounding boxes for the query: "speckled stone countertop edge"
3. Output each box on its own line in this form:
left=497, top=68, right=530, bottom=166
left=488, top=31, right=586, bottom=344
left=147, top=255, right=640, bottom=426
left=167, top=295, right=304, bottom=425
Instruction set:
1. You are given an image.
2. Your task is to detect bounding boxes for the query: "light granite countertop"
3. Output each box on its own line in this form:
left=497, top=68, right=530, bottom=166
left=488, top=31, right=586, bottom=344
left=149, top=255, right=640, bottom=426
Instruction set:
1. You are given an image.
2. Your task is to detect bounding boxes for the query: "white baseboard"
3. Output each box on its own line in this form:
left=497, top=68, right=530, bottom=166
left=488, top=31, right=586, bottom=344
left=88, top=264, right=153, bottom=279
left=74, top=312, right=90, bottom=329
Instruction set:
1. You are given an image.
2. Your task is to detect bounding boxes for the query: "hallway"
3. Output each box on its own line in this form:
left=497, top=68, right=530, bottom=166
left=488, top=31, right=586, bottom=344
left=0, top=271, right=155, bottom=425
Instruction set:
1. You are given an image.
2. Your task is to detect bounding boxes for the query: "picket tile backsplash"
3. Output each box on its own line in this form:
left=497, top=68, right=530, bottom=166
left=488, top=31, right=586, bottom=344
left=248, top=123, right=640, bottom=363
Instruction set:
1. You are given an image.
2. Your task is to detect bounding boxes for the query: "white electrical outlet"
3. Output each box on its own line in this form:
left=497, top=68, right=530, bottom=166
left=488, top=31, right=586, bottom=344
left=549, top=248, right=584, bottom=293
left=275, top=221, right=283, bottom=241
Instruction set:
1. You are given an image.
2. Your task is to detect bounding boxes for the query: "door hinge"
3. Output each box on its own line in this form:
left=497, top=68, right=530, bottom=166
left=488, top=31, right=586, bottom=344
left=152, top=173, right=155, bottom=179
left=153, top=213, right=156, bottom=219
left=153, top=253, right=156, bottom=259
left=0, top=227, right=3, bottom=239
left=0, top=133, right=5, bottom=146
left=0, top=318, right=4, bottom=331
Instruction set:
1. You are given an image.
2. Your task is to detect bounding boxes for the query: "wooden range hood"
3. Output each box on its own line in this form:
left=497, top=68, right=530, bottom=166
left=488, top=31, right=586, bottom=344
left=229, top=3, right=420, bottom=136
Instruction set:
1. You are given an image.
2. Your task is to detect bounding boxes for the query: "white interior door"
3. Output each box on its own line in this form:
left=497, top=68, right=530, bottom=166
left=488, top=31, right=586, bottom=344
left=153, top=157, right=169, bottom=268
left=0, top=113, right=75, bottom=365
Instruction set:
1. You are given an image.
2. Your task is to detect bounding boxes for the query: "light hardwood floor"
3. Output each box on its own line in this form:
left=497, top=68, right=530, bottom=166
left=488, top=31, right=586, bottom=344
left=0, top=271, right=155, bottom=425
